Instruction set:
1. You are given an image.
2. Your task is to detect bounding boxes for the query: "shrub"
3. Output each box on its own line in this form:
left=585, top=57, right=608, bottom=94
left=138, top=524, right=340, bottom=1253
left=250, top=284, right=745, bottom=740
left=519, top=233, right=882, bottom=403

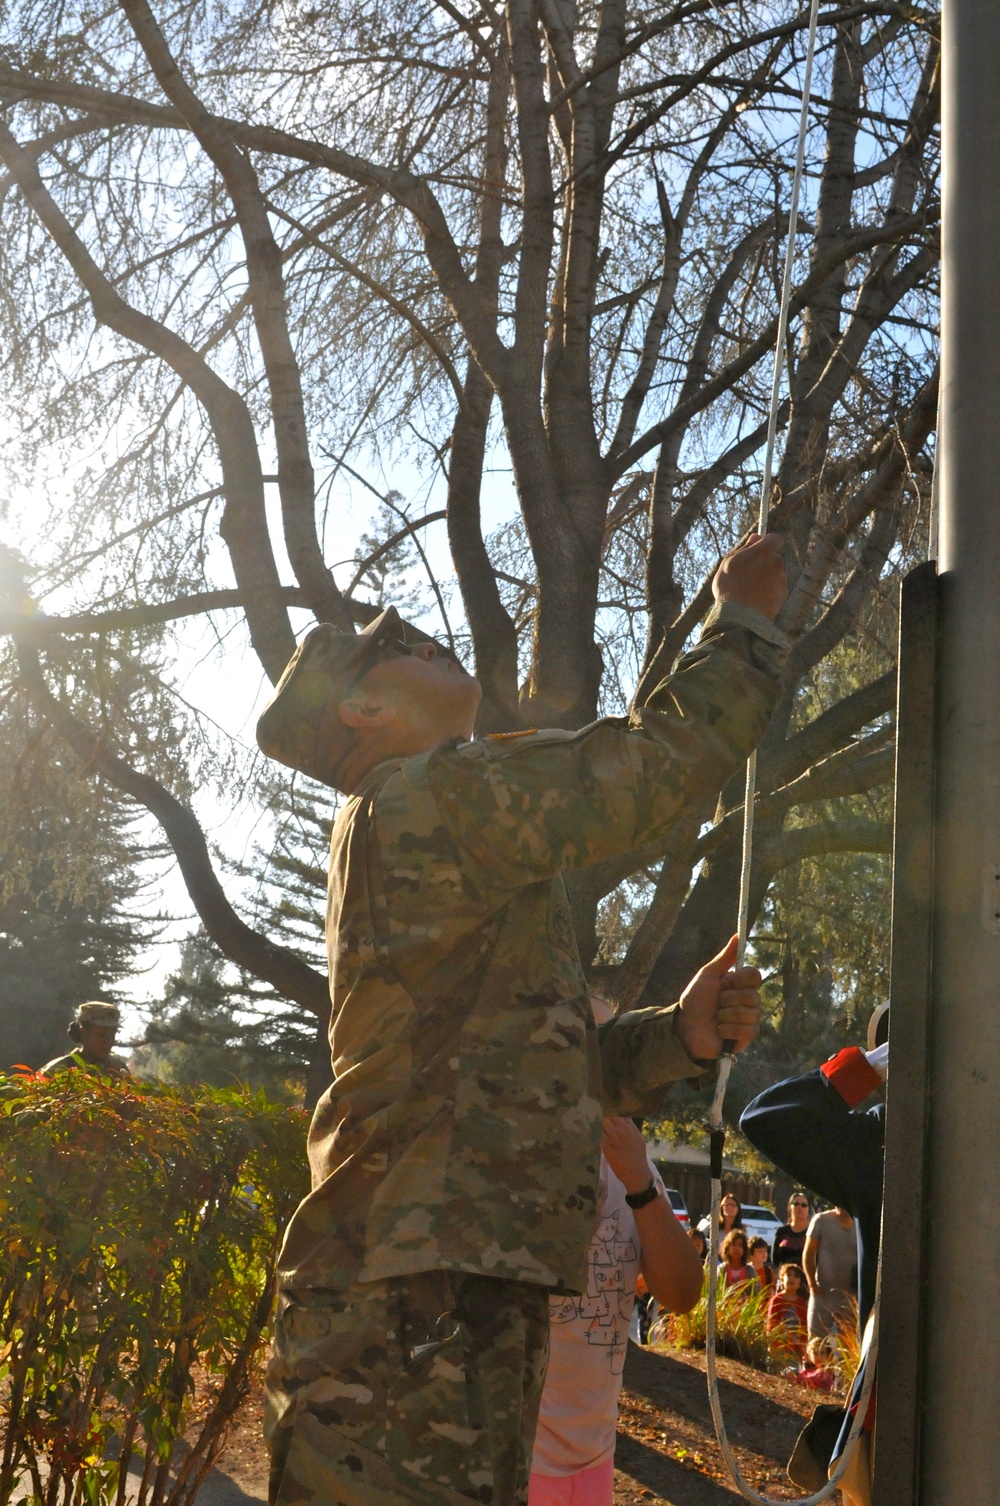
left=0, top=1069, right=308, bottom=1506
left=655, top=1277, right=778, bottom=1372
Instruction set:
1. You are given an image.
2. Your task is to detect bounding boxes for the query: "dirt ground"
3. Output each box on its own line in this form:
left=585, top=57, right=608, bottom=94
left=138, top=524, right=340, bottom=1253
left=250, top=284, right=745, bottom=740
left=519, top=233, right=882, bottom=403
left=204, top=1341, right=827, bottom=1506
left=612, top=1343, right=822, bottom=1504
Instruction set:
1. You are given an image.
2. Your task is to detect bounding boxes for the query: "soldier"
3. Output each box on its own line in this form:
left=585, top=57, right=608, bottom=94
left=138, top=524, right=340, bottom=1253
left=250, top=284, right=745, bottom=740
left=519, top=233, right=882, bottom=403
left=40, top=1001, right=129, bottom=1079
left=256, top=532, right=788, bottom=1506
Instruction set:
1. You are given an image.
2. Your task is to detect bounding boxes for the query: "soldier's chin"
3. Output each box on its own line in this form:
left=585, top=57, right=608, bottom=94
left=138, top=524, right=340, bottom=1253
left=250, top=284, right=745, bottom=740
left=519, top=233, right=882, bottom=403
left=454, top=676, right=482, bottom=721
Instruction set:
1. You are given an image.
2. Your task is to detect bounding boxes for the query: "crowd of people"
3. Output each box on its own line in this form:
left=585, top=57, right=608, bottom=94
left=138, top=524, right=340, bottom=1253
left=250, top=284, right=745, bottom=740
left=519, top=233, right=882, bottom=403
left=526, top=1154, right=864, bottom=1501
left=689, top=1191, right=858, bottom=1369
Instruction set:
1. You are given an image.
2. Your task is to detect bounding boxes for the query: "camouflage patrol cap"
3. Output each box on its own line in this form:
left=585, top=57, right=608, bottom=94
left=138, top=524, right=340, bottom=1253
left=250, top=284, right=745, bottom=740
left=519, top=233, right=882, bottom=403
left=256, top=606, right=427, bottom=788
left=75, top=1001, right=120, bottom=1027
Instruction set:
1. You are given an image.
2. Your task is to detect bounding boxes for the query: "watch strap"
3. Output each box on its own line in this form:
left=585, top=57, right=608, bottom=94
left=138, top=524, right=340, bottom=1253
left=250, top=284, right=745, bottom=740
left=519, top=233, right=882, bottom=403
left=625, top=1180, right=660, bottom=1210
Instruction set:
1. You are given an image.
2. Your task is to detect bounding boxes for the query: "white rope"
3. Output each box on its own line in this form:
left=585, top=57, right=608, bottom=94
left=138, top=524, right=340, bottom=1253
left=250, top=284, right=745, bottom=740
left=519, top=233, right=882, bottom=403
left=701, top=5, right=884, bottom=1501
left=735, top=0, right=821, bottom=976
left=708, top=0, right=820, bottom=1160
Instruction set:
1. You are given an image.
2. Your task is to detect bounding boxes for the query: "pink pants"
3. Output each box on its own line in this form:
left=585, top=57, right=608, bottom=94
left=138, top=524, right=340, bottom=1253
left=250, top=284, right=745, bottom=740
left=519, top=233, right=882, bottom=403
left=527, top=1461, right=615, bottom=1506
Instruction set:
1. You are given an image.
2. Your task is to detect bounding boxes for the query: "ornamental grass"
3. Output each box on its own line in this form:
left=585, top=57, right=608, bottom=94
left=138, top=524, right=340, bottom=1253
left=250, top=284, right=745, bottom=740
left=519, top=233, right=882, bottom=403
left=0, top=1070, right=307, bottom=1506
left=831, top=1297, right=863, bottom=1390
left=653, top=1276, right=783, bottom=1372
left=656, top=1275, right=864, bottom=1388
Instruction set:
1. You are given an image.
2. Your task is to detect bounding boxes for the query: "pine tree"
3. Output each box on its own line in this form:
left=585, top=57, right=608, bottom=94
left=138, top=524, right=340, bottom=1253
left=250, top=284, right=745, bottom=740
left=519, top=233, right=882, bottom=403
left=0, top=695, right=155, bottom=1068
left=138, top=930, right=315, bottom=1098
left=139, top=778, right=335, bottom=1100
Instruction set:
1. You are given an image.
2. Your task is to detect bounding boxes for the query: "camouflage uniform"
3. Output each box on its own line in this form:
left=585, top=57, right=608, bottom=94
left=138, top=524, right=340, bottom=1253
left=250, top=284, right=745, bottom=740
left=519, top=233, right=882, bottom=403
left=39, top=1051, right=129, bottom=1078
left=262, top=601, right=787, bottom=1506
left=267, top=1272, right=550, bottom=1506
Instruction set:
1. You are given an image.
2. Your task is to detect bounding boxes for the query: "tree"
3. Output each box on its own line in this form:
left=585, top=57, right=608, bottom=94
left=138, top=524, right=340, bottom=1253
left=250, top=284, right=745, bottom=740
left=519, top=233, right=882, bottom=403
left=0, top=0, right=939, bottom=1055
left=139, top=930, right=317, bottom=1099
left=141, top=780, right=333, bottom=1100
left=0, top=642, right=158, bottom=1066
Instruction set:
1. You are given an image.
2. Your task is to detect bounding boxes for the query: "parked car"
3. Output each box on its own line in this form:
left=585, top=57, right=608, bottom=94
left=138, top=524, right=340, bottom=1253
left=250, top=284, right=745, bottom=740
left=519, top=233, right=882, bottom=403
left=664, top=1187, right=690, bottom=1230
left=650, top=1163, right=691, bottom=1229
left=739, top=1203, right=782, bottom=1255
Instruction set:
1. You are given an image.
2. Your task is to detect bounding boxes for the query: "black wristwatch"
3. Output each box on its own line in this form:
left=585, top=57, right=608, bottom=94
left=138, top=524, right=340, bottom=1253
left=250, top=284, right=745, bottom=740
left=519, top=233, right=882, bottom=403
left=625, top=1180, right=660, bottom=1210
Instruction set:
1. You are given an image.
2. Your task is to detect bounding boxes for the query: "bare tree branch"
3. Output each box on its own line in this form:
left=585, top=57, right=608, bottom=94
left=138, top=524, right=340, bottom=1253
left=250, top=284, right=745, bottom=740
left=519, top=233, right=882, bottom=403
left=120, top=0, right=350, bottom=631
left=759, top=818, right=893, bottom=874
left=694, top=732, right=895, bottom=865
left=0, top=115, right=295, bottom=681
left=613, top=210, right=935, bottom=478
left=764, top=669, right=895, bottom=788
left=0, top=590, right=399, bottom=638
left=266, top=199, right=469, bottom=415
left=0, top=62, right=511, bottom=382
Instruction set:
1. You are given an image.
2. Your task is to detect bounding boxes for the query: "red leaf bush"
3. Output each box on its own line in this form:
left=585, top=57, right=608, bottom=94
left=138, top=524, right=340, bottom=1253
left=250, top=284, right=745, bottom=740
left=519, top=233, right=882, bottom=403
left=0, top=1072, right=308, bottom=1506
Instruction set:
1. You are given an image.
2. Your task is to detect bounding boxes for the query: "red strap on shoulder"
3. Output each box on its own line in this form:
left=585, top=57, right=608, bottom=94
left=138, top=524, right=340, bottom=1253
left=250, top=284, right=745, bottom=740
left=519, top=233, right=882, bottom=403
left=820, top=1046, right=882, bottom=1108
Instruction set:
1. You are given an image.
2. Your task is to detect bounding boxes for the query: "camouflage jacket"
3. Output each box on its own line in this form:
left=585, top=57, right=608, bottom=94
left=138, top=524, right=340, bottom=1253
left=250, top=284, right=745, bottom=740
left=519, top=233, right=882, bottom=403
left=278, top=603, right=787, bottom=1295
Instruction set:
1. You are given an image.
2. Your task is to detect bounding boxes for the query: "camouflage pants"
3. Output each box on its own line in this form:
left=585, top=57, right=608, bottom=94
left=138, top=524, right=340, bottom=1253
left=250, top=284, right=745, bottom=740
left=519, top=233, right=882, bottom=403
left=265, top=1272, right=551, bottom=1506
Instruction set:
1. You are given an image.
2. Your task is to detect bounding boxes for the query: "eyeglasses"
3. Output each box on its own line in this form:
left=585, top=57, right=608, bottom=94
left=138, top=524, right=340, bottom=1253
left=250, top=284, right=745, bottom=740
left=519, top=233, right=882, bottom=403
left=345, top=623, right=463, bottom=709
left=791, top=1200, right=809, bottom=1208
left=368, top=624, right=422, bottom=663
left=343, top=628, right=423, bottom=702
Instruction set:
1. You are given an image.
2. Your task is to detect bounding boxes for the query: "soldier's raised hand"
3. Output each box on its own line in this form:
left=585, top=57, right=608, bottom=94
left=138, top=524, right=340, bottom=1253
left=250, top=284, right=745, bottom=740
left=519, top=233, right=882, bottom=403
left=674, top=935, right=762, bottom=1061
left=713, top=532, right=787, bottom=620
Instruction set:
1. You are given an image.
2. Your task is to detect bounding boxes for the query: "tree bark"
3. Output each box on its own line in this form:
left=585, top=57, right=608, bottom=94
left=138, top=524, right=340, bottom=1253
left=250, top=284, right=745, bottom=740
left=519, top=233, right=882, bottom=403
left=448, top=361, right=521, bottom=730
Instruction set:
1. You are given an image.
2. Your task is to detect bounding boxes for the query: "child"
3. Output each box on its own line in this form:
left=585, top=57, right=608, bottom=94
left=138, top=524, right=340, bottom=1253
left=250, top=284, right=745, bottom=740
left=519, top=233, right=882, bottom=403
left=719, top=1228, right=752, bottom=1288
left=767, top=1262, right=808, bottom=1358
left=748, top=1235, right=776, bottom=1290
left=793, top=1337, right=837, bottom=1392
left=528, top=999, right=705, bottom=1505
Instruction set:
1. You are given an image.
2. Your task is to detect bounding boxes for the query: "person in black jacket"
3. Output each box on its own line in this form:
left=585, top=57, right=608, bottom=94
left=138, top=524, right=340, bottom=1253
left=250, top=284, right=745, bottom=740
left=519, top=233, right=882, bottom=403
left=739, top=1006, right=889, bottom=1506
left=771, top=1192, right=812, bottom=1271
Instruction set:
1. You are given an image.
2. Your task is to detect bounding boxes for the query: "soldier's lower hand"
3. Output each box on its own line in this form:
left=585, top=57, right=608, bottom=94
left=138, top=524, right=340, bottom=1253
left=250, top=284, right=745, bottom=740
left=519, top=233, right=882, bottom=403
left=674, top=935, right=762, bottom=1061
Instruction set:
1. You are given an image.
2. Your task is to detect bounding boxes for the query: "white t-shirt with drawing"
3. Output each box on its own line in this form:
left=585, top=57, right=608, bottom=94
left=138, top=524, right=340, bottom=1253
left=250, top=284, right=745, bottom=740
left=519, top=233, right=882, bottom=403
left=531, top=1152, right=664, bottom=1475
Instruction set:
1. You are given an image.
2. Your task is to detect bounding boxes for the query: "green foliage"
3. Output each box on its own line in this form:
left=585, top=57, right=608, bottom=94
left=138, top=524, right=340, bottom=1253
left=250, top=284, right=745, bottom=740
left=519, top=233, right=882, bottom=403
left=0, top=1070, right=308, bottom=1506
left=830, top=1298, right=862, bottom=1393
left=656, top=1276, right=781, bottom=1372
left=757, top=849, right=891, bottom=1041
left=246, top=780, right=331, bottom=979
left=752, top=631, right=896, bottom=1059
left=725, top=842, right=892, bottom=1125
